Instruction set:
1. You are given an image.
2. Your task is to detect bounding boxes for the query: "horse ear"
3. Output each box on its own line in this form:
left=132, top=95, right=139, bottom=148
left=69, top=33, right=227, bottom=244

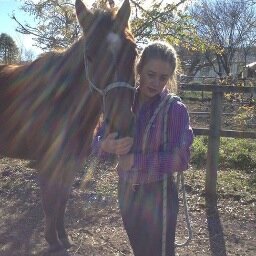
left=75, top=0, right=93, bottom=33
left=114, top=0, right=131, bottom=32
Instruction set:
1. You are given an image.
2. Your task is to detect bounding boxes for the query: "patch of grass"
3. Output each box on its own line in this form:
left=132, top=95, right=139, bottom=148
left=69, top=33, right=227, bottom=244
left=191, top=137, right=256, bottom=172
left=219, top=138, right=256, bottom=172
left=191, top=136, right=208, bottom=168
left=217, top=169, right=256, bottom=199
left=185, top=168, right=256, bottom=202
left=190, top=137, right=256, bottom=200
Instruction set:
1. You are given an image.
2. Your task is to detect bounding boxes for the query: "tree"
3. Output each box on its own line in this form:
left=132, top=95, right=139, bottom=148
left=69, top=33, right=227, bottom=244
left=0, top=33, right=19, bottom=64
left=190, top=0, right=256, bottom=77
left=12, top=0, right=203, bottom=53
left=12, top=0, right=79, bottom=50
left=12, top=0, right=120, bottom=50
left=19, top=46, right=36, bottom=63
left=177, top=46, right=209, bottom=78
left=130, top=0, right=203, bottom=50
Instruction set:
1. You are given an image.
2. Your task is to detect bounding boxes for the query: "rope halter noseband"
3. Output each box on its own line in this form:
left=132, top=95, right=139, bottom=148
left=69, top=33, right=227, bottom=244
left=84, top=53, right=136, bottom=115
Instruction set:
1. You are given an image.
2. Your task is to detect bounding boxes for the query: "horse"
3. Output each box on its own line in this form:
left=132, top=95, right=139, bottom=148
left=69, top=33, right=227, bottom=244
left=0, top=0, right=137, bottom=253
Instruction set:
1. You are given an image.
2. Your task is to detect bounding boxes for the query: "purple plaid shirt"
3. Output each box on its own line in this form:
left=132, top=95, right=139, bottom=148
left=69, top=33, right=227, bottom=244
left=92, top=88, right=194, bottom=184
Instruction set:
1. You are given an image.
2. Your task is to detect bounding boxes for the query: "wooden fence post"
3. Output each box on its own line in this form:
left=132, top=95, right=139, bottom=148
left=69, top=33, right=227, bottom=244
left=179, top=82, right=256, bottom=202
left=205, top=87, right=224, bottom=201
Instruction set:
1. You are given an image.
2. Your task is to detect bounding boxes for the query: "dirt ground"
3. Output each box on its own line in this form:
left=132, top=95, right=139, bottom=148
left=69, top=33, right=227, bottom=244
left=0, top=156, right=255, bottom=256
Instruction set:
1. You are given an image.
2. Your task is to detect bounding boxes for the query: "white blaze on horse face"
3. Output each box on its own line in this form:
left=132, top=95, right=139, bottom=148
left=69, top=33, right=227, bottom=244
left=107, top=32, right=121, bottom=56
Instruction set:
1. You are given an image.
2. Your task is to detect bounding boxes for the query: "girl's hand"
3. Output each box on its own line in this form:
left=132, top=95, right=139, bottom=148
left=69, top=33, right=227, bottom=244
left=101, top=132, right=133, bottom=155
left=118, top=154, right=134, bottom=171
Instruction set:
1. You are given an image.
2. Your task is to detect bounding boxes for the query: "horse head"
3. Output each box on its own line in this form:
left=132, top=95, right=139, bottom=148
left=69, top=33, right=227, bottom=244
left=75, top=0, right=137, bottom=138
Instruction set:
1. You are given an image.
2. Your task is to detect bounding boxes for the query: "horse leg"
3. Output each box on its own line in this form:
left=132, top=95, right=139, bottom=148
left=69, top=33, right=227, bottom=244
left=39, top=174, right=64, bottom=253
left=56, top=191, right=73, bottom=249
left=56, top=168, right=76, bottom=249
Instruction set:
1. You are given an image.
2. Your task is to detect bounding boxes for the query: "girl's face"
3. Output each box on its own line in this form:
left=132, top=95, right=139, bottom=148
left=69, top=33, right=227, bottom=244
left=139, top=58, right=172, bottom=101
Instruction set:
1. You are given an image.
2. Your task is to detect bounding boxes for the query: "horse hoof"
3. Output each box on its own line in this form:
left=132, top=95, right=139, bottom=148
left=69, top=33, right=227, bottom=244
left=47, top=243, right=65, bottom=254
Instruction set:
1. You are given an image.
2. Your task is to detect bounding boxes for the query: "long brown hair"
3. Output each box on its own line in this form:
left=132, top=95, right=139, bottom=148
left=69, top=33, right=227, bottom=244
left=136, top=41, right=178, bottom=93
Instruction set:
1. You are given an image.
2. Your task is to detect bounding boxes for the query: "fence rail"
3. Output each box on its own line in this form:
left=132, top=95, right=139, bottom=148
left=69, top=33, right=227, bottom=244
left=180, top=83, right=256, bottom=199
left=193, top=128, right=256, bottom=139
left=180, top=83, right=256, bottom=94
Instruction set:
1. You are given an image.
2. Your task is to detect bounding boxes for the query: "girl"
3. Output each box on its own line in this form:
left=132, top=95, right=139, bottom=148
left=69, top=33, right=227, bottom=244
left=92, top=41, right=194, bottom=256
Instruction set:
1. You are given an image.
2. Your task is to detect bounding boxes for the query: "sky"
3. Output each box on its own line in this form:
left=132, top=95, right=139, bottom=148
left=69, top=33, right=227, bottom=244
left=0, top=0, right=43, bottom=57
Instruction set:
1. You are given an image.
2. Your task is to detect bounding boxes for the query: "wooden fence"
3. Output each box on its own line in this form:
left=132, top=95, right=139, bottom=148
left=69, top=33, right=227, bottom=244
left=180, top=83, right=256, bottom=199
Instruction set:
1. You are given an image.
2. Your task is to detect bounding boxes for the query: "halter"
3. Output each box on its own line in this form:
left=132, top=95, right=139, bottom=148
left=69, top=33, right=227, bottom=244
left=83, top=53, right=136, bottom=114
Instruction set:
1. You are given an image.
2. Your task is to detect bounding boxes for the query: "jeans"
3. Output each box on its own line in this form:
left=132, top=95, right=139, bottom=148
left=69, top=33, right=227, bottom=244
left=118, top=177, right=179, bottom=256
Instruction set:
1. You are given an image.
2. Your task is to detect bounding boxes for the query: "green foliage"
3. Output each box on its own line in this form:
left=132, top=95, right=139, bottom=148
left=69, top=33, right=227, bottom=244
left=185, top=168, right=256, bottom=202
left=191, top=137, right=256, bottom=172
left=219, top=138, right=256, bottom=172
left=233, top=106, right=256, bottom=129
left=15, top=0, right=79, bottom=50
left=131, top=0, right=204, bottom=50
left=191, top=136, right=208, bottom=168
left=14, top=0, right=205, bottom=52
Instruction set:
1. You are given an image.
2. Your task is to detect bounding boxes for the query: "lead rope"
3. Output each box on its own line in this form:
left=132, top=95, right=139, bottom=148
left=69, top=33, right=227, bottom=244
left=175, top=170, right=193, bottom=247
left=162, top=97, right=192, bottom=250
left=142, top=94, right=192, bottom=256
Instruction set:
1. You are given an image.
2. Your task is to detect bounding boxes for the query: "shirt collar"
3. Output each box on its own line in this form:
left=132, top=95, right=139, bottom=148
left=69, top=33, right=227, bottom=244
left=133, top=87, right=169, bottom=113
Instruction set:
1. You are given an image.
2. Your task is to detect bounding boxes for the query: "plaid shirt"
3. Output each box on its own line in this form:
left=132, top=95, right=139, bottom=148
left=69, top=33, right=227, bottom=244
left=92, top=88, right=194, bottom=184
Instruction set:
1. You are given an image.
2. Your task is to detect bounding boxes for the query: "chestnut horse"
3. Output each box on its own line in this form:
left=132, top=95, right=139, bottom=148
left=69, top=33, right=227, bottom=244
left=0, top=0, right=137, bottom=253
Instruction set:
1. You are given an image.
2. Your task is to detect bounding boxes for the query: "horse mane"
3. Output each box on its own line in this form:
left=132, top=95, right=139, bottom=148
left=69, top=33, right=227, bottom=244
left=33, top=38, right=84, bottom=69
